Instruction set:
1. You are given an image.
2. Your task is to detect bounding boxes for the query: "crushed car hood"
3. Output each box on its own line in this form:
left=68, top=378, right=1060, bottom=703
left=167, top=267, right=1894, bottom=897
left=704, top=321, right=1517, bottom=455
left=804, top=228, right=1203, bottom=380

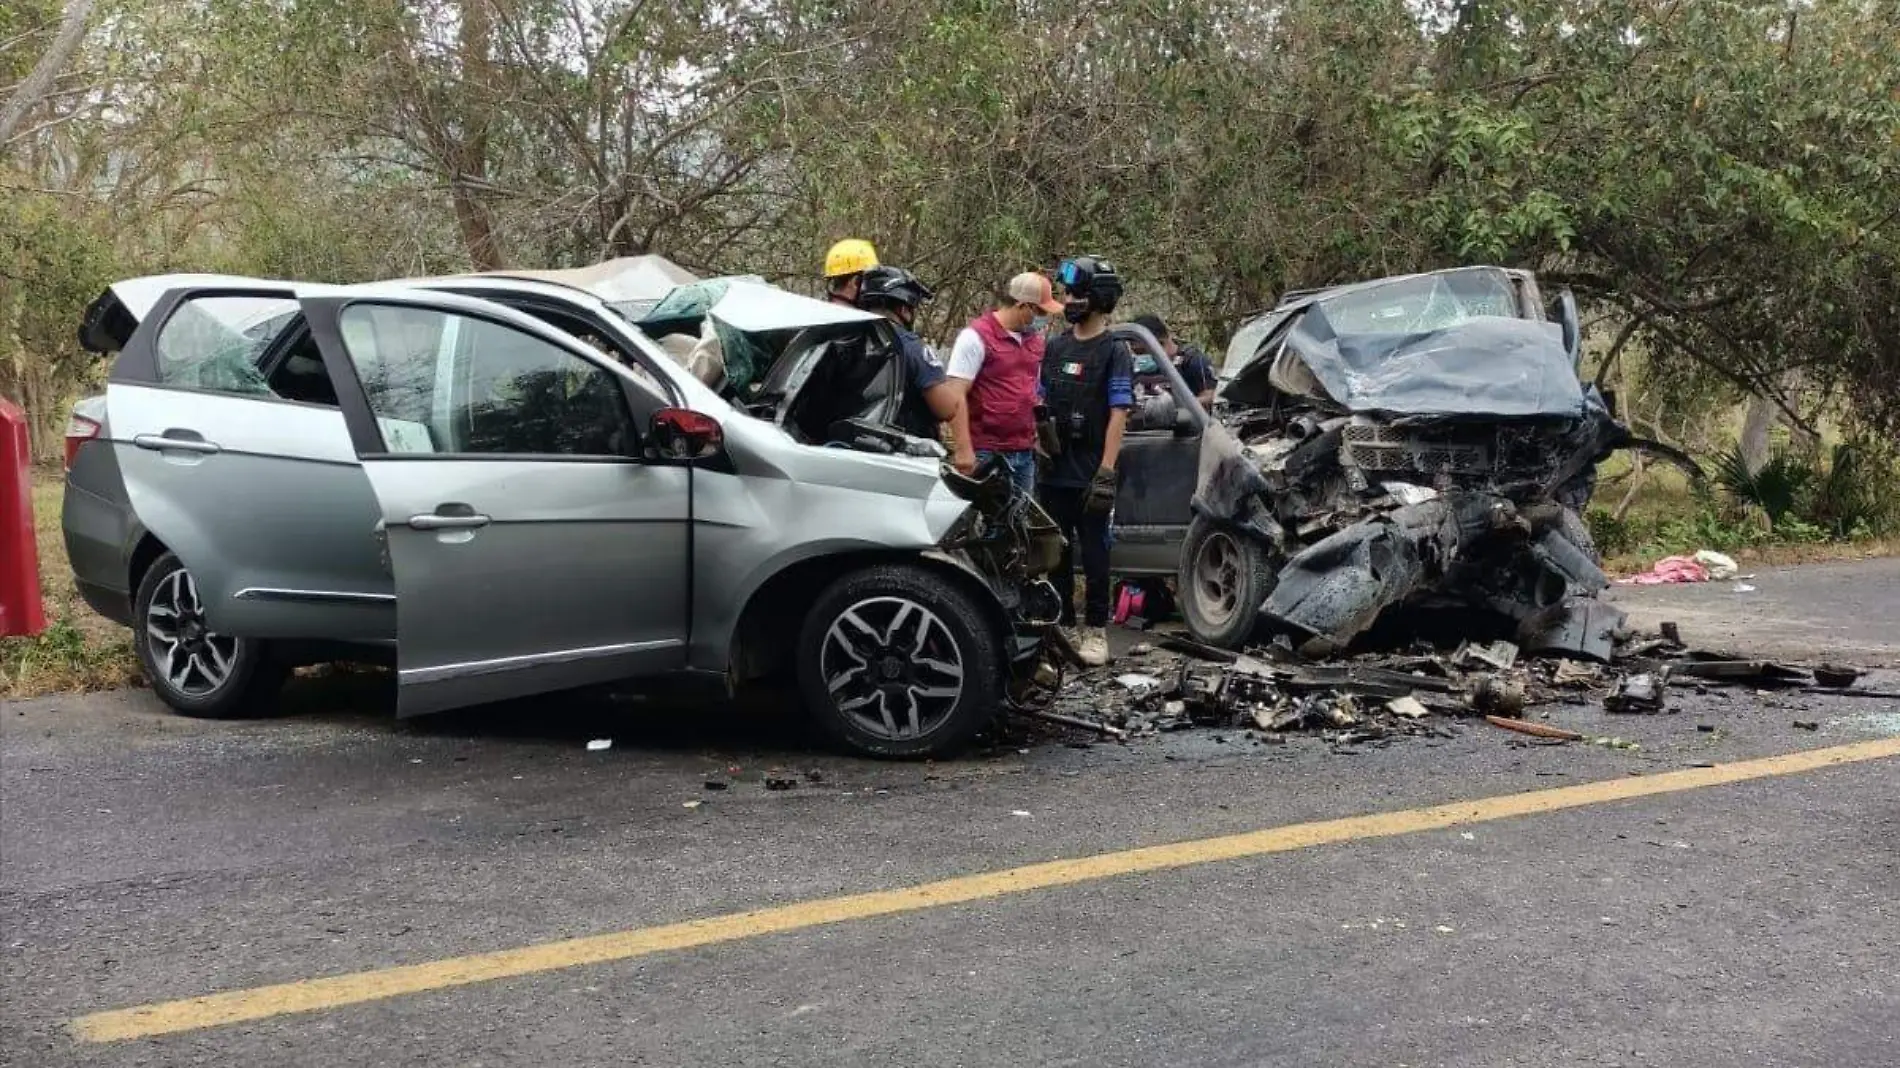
left=1275, top=313, right=1585, bottom=419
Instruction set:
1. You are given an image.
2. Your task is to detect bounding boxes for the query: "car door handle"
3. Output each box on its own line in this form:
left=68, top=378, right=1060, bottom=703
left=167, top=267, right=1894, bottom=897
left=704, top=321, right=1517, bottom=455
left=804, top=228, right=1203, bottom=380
left=408, top=512, right=491, bottom=531
left=133, top=431, right=220, bottom=455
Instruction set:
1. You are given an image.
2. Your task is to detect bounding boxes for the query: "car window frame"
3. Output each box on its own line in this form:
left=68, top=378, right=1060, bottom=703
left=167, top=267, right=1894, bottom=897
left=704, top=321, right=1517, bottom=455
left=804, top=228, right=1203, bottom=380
left=425, top=286, right=682, bottom=407
left=309, top=295, right=652, bottom=465
left=107, top=286, right=344, bottom=412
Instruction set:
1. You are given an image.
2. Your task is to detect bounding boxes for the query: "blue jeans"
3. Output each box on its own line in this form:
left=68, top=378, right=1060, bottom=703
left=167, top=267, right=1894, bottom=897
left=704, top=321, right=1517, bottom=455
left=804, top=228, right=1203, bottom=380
left=975, top=449, right=1037, bottom=497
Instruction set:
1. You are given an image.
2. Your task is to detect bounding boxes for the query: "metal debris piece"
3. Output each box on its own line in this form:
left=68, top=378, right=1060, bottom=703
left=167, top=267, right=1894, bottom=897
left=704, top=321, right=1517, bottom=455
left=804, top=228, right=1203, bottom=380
left=1521, top=598, right=1623, bottom=663
left=1457, top=640, right=1519, bottom=671
left=1485, top=716, right=1583, bottom=741
left=1793, top=720, right=1820, bottom=731
left=1387, top=696, right=1431, bottom=720
left=1021, top=707, right=1129, bottom=740
left=1659, top=621, right=1682, bottom=645
left=1605, top=672, right=1667, bottom=714
left=1813, top=665, right=1863, bottom=689
left=1470, top=675, right=1528, bottom=716
left=1671, top=659, right=1811, bottom=687
left=1552, top=659, right=1601, bottom=686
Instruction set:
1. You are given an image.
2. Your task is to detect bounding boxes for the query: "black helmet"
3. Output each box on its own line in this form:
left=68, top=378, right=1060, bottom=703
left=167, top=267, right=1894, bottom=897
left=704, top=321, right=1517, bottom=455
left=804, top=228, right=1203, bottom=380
left=1056, top=255, right=1123, bottom=317
left=856, top=265, right=934, bottom=311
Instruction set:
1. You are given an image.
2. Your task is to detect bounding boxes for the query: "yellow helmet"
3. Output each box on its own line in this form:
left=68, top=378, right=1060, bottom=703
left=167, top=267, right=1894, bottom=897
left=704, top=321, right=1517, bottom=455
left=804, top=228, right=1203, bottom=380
left=824, top=238, right=879, bottom=279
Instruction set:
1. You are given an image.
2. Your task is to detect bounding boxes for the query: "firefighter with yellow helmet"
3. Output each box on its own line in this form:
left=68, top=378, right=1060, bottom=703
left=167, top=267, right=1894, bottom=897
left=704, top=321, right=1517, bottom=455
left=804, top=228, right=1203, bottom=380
left=823, top=238, right=879, bottom=307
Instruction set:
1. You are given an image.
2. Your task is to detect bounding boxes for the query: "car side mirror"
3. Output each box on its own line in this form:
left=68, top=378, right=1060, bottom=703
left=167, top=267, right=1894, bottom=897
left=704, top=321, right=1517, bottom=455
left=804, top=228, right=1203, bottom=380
left=650, top=407, right=723, bottom=460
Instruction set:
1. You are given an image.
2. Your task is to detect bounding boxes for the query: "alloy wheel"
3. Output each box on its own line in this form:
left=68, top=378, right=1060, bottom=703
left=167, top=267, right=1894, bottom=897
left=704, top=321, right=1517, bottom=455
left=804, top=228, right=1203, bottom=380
left=820, top=596, right=966, bottom=741
left=145, top=568, right=238, bottom=697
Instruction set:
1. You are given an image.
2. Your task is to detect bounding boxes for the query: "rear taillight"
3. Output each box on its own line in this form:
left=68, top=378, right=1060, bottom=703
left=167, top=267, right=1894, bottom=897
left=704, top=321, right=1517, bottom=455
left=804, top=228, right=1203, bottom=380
left=64, top=413, right=101, bottom=470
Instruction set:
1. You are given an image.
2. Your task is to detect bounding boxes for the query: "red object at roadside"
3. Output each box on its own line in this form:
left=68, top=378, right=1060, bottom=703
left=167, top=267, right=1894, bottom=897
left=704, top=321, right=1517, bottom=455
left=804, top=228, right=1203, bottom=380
left=1, top=397, right=47, bottom=638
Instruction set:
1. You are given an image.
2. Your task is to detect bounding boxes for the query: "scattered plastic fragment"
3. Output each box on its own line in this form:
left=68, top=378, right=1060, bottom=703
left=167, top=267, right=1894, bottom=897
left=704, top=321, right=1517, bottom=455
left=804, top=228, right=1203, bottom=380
left=682, top=800, right=703, bottom=810
left=1387, top=696, right=1431, bottom=720
left=586, top=739, right=613, bottom=752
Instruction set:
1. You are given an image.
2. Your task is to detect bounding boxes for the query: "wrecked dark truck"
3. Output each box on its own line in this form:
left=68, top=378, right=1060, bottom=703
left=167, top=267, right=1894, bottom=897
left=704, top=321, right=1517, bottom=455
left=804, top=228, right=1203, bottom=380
left=1160, top=266, right=1695, bottom=660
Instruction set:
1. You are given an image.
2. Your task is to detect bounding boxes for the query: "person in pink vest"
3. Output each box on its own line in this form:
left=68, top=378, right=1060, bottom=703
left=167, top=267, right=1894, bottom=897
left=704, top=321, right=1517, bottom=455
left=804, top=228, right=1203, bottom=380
left=944, top=271, right=1065, bottom=491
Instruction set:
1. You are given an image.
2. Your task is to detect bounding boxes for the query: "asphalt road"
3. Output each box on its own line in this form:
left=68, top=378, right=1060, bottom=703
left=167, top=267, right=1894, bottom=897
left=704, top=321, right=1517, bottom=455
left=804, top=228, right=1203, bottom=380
left=1609, top=556, right=1900, bottom=667
left=4, top=560, right=1899, bottom=1067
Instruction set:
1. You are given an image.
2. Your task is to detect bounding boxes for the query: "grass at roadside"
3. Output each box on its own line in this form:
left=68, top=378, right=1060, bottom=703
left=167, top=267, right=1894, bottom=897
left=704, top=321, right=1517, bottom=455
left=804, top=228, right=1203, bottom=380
left=0, top=466, right=141, bottom=699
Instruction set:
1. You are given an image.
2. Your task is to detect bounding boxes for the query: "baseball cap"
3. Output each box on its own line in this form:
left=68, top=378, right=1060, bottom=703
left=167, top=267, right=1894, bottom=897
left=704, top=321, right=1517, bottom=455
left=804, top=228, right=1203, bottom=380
left=1005, top=272, right=1066, bottom=316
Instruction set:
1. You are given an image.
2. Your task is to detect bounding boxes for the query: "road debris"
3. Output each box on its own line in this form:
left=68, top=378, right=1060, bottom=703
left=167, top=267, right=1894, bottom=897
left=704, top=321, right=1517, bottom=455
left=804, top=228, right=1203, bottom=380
left=1387, top=696, right=1431, bottom=720
left=586, top=739, right=613, bottom=752
left=1605, top=672, right=1667, bottom=714
left=1021, top=707, right=1129, bottom=740
left=1814, top=665, right=1863, bottom=689
left=1486, top=716, right=1584, bottom=742
left=1115, top=673, right=1162, bottom=696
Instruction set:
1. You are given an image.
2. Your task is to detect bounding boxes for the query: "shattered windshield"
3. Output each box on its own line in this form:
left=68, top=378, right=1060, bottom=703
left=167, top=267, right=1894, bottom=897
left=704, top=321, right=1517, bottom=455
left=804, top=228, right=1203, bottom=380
left=1320, top=269, right=1523, bottom=335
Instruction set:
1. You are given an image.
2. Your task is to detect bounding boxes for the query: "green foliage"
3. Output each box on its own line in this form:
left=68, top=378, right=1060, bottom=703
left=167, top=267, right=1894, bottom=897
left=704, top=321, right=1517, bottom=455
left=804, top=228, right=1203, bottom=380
left=1808, top=441, right=1900, bottom=539
left=1712, top=447, right=1814, bottom=526
left=4, top=0, right=1899, bottom=445
left=1598, top=436, right=1899, bottom=565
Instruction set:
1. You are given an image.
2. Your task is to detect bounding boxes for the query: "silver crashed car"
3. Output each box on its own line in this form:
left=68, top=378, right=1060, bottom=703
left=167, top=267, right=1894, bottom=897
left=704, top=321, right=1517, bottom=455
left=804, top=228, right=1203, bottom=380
left=62, top=264, right=1065, bottom=757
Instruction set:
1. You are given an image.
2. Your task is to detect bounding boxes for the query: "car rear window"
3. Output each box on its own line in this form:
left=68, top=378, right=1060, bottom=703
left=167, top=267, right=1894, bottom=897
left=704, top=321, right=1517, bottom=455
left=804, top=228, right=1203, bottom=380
left=155, top=296, right=298, bottom=395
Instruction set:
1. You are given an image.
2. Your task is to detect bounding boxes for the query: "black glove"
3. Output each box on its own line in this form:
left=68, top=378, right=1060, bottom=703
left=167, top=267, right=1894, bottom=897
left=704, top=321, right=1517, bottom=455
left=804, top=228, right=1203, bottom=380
left=1084, top=466, right=1118, bottom=516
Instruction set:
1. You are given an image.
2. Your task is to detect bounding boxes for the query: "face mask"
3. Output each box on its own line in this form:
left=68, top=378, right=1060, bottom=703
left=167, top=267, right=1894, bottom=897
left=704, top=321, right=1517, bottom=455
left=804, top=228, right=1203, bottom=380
left=1028, top=314, right=1050, bottom=333
left=1063, top=300, right=1091, bottom=324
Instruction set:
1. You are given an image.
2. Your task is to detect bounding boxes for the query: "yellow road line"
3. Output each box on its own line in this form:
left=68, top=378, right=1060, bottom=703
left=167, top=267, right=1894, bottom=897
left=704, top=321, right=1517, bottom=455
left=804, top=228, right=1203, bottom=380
left=72, top=736, right=1900, bottom=1043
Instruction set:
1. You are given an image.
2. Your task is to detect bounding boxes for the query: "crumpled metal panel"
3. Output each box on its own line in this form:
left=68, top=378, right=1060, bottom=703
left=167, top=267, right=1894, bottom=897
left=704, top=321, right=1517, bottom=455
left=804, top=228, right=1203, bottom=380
left=1283, top=313, right=1586, bottom=418
left=1261, top=499, right=1460, bottom=642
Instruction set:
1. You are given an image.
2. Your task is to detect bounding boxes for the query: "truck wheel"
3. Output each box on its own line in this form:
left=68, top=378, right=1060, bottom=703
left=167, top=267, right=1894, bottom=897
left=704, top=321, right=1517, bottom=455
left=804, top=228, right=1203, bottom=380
left=133, top=552, right=285, bottom=719
left=1178, top=515, right=1276, bottom=650
left=797, top=564, right=1004, bottom=758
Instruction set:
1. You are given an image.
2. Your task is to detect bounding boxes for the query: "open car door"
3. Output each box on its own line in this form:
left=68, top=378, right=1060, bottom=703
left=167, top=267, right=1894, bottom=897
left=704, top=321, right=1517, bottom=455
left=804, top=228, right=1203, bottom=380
left=299, top=285, right=695, bottom=716
left=1108, top=323, right=1208, bottom=577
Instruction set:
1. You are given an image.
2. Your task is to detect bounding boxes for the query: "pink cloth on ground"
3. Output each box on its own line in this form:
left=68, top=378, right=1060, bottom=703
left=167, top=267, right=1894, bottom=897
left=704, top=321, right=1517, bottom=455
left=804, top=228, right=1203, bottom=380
left=1617, top=555, right=1711, bottom=585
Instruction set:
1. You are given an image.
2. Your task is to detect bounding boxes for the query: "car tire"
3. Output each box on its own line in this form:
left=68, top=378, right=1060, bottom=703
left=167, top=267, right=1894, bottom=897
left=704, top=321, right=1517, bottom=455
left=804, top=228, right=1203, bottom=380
left=132, top=552, right=286, bottom=719
left=796, top=563, right=1005, bottom=759
left=1178, top=515, right=1276, bottom=650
